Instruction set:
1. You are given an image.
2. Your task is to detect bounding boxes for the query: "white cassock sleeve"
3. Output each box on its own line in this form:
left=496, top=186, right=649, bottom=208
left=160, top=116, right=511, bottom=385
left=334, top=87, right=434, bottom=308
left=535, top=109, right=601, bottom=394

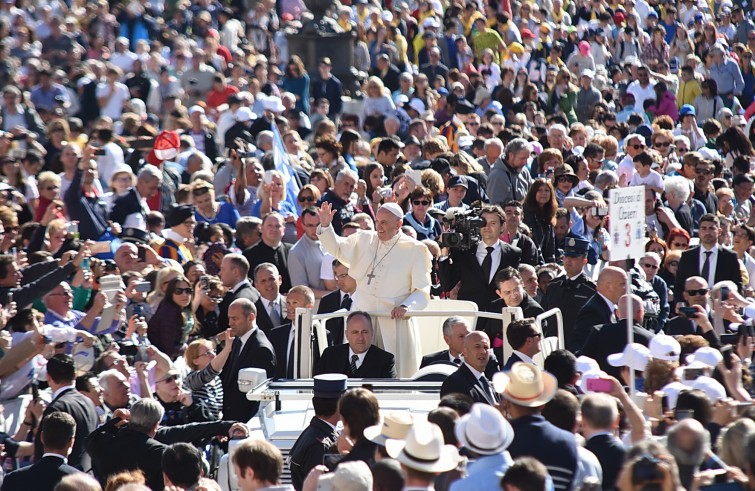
left=317, top=224, right=361, bottom=268
left=401, top=243, right=432, bottom=310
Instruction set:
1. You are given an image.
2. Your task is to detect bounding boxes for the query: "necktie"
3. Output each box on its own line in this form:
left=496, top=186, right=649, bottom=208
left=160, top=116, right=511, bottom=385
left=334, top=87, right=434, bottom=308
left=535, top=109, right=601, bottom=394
left=269, top=300, right=281, bottom=326
left=341, top=294, right=352, bottom=311
left=479, top=375, right=494, bottom=402
left=287, top=330, right=295, bottom=378
left=230, top=337, right=242, bottom=371
left=481, top=246, right=494, bottom=283
left=350, top=354, right=359, bottom=376
left=701, top=251, right=712, bottom=283
left=453, top=357, right=461, bottom=365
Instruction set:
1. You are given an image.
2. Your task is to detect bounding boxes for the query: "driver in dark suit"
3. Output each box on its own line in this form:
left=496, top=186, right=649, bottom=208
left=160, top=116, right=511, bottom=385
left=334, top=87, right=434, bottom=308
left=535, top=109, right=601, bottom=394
left=420, top=316, right=499, bottom=378
left=314, top=312, right=396, bottom=378
left=440, top=331, right=499, bottom=405
left=571, top=267, right=627, bottom=353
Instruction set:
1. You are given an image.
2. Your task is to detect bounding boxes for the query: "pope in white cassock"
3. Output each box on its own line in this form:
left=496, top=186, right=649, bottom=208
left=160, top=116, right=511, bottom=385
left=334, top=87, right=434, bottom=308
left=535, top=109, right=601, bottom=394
left=316, top=201, right=432, bottom=377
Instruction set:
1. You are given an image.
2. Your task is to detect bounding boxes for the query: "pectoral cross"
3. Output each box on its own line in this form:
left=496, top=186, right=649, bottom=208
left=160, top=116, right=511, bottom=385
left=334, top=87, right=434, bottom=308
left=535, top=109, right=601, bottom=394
left=366, top=270, right=376, bottom=285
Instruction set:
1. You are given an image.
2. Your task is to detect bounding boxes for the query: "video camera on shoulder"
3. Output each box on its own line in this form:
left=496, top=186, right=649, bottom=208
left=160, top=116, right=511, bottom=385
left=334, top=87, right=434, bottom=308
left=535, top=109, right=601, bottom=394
left=439, top=207, right=486, bottom=251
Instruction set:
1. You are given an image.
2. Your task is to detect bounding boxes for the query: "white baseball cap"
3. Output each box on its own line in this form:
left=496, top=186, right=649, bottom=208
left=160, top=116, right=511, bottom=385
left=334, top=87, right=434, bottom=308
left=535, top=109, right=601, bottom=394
left=649, top=334, right=681, bottom=362
left=607, top=343, right=651, bottom=372
left=576, top=355, right=600, bottom=374
left=685, top=347, right=723, bottom=368
left=692, top=376, right=727, bottom=404
left=235, top=106, right=255, bottom=122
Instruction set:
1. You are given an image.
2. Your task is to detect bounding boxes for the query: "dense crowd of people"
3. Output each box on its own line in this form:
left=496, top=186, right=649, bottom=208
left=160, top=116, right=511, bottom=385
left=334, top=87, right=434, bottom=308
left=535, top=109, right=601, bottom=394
left=4, top=0, right=755, bottom=488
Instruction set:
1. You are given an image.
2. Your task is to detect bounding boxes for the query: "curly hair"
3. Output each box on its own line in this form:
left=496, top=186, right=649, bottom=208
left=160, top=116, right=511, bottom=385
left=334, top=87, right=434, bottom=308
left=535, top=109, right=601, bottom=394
left=643, top=358, right=679, bottom=394
left=314, top=135, right=342, bottom=158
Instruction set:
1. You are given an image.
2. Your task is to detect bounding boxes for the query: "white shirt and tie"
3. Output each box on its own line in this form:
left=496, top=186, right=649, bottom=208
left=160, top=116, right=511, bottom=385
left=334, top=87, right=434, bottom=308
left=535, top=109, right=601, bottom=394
left=348, top=348, right=367, bottom=371
left=475, top=241, right=502, bottom=284
left=464, top=361, right=495, bottom=401
left=597, top=292, right=618, bottom=323
left=698, top=244, right=718, bottom=287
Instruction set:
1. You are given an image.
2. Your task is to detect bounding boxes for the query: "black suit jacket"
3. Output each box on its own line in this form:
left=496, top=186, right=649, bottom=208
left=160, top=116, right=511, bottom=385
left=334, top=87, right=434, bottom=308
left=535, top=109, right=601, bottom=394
left=438, top=241, right=522, bottom=309
left=314, top=344, right=396, bottom=378
left=420, top=350, right=500, bottom=378
left=216, top=282, right=261, bottom=336
left=665, top=315, right=721, bottom=347
left=440, top=363, right=499, bottom=405
left=110, top=187, right=143, bottom=226
left=477, top=294, right=545, bottom=343
left=578, top=320, right=655, bottom=380
left=571, top=293, right=615, bottom=353
left=503, top=352, right=525, bottom=371
left=674, top=246, right=743, bottom=305
left=370, top=65, right=401, bottom=92
left=255, top=297, right=285, bottom=335
left=34, top=388, right=98, bottom=471
left=1, top=455, right=80, bottom=491
left=220, top=328, right=276, bottom=422
left=585, top=434, right=627, bottom=491
left=269, top=323, right=293, bottom=379
left=317, top=290, right=349, bottom=346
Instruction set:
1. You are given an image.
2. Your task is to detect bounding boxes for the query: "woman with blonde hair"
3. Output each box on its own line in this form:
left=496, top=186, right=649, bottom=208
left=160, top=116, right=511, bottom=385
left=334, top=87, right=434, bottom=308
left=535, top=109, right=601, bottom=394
left=718, top=418, right=755, bottom=470
left=183, top=330, right=234, bottom=420
left=360, top=76, right=396, bottom=129
left=102, top=165, right=135, bottom=213
left=34, top=171, right=62, bottom=222
left=147, top=266, right=184, bottom=311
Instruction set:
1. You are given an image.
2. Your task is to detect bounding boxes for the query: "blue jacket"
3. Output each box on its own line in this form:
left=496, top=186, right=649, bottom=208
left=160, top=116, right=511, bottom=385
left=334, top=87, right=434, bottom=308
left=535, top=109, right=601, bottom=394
left=450, top=452, right=513, bottom=491
left=509, top=415, right=578, bottom=491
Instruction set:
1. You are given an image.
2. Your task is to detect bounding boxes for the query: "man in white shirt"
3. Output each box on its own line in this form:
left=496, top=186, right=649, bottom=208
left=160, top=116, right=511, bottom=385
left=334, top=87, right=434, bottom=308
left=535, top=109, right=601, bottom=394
left=626, top=66, right=656, bottom=115
left=502, top=318, right=542, bottom=370
left=616, top=134, right=646, bottom=185
left=109, top=37, right=138, bottom=74
left=629, top=151, right=664, bottom=193
left=96, top=65, right=131, bottom=121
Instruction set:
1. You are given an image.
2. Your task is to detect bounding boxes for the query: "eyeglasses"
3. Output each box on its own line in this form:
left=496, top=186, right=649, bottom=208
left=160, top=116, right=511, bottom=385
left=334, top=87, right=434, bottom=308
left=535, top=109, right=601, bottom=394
left=197, top=350, right=216, bottom=358
left=641, top=263, right=659, bottom=270
left=686, top=288, right=709, bottom=296
left=412, top=200, right=431, bottom=206
left=173, top=287, right=193, bottom=295
left=298, top=195, right=316, bottom=202
left=654, top=141, right=671, bottom=148
left=629, top=144, right=645, bottom=150
left=677, top=148, right=689, bottom=153
left=695, top=168, right=712, bottom=175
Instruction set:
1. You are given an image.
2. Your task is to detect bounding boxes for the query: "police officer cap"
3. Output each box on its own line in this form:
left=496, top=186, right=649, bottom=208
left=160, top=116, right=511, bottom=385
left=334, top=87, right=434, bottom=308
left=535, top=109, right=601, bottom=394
left=313, top=373, right=348, bottom=398
left=564, top=236, right=590, bottom=257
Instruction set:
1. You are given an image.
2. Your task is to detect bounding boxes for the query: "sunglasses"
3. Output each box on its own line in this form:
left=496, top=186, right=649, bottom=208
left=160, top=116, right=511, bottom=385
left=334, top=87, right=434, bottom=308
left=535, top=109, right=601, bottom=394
left=298, top=195, right=315, bottom=202
left=173, top=287, right=193, bottom=295
left=159, top=375, right=180, bottom=383
left=557, top=176, right=572, bottom=183
left=654, top=141, right=671, bottom=148
left=629, top=144, right=645, bottom=150
left=695, top=168, right=712, bottom=175
left=686, top=288, right=709, bottom=296
left=641, top=263, right=659, bottom=270
left=412, top=200, right=431, bottom=206
left=671, top=242, right=688, bottom=248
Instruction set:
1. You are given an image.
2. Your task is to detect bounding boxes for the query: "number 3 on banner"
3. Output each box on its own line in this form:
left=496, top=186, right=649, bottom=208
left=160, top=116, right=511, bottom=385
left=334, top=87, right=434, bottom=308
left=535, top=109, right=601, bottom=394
left=625, top=223, right=631, bottom=247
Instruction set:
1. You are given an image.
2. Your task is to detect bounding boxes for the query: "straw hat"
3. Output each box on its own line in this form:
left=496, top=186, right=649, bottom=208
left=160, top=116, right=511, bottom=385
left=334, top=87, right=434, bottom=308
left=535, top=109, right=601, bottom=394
left=363, top=412, right=414, bottom=446
left=492, top=362, right=558, bottom=407
left=385, top=422, right=460, bottom=473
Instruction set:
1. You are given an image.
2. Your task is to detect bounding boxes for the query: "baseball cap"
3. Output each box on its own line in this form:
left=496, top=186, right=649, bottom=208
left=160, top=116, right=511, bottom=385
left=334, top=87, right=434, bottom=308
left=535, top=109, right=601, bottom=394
left=649, top=334, right=681, bottom=362
left=447, top=175, right=468, bottom=189
left=607, top=343, right=651, bottom=372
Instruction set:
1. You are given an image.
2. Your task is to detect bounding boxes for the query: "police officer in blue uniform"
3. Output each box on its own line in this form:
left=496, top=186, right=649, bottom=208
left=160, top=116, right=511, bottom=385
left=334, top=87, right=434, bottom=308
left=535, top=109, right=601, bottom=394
left=288, top=374, right=347, bottom=490
left=540, top=236, right=596, bottom=341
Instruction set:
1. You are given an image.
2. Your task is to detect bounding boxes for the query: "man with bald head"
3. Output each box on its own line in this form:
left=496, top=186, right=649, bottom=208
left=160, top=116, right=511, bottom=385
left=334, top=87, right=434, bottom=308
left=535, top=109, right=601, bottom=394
left=317, top=202, right=432, bottom=377
left=578, top=294, right=655, bottom=379
left=440, top=331, right=497, bottom=405
left=570, top=267, right=628, bottom=352
left=220, top=298, right=276, bottom=421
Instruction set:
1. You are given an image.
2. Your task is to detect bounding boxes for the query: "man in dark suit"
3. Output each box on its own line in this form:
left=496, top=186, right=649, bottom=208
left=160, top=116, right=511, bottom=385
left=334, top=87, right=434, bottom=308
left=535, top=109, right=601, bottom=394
left=243, top=213, right=292, bottom=293
left=440, top=331, right=499, bottom=405
left=34, top=355, right=98, bottom=471
left=253, top=263, right=286, bottom=335
left=582, top=394, right=627, bottom=491
left=317, top=259, right=355, bottom=346
left=674, top=214, right=743, bottom=309
left=269, top=286, right=316, bottom=379
left=579, top=294, right=655, bottom=379
left=502, top=318, right=543, bottom=371
left=571, top=267, right=627, bottom=353
left=478, top=267, right=545, bottom=360
left=110, top=165, right=162, bottom=229
left=314, top=312, right=396, bottom=378
left=420, top=316, right=499, bottom=378
left=439, top=205, right=522, bottom=310
left=3, top=412, right=81, bottom=491
left=665, top=277, right=721, bottom=347
left=217, top=254, right=261, bottom=336
left=221, top=298, right=276, bottom=421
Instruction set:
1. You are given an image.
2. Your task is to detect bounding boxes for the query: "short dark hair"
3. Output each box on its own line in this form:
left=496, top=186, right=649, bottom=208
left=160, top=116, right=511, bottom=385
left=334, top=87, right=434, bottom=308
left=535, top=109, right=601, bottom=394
left=41, top=412, right=76, bottom=451
left=633, top=151, right=654, bottom=167
left=480, top=205, right=506, bottom=224
left=427, top=407, right=460, bottom=446
left=346, top=311, right=373, bottom=330
left=47, top=354, right=76, bottom=384
left=0, top=255, right=13, bottom=280
left=438, top=393, right=474, bottom=415
left=502, top=200, right=523, bottom=211
left=377, top=138, right=401, bottom=155
left=312, top=396, right=339, bottom=418
left=301, top=207, right=318, bottom=219
left=543, top=349, right=578, bottom=387
left=506, top=318, right=538, bottom=350
left=583, top=142, right=605, bottom=159
left=501, top=457, right=549, bottom=491
left=698, top=213, right=720, bottom=227
left=494, top=266, right=521, bottom=288
left=162, top=443, right=202, bottom=488
left=232, top=439, right=283, bottom=485
left=542, top=389, right=580, bottom=431
left=338, top=388, right=380, bottom=440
